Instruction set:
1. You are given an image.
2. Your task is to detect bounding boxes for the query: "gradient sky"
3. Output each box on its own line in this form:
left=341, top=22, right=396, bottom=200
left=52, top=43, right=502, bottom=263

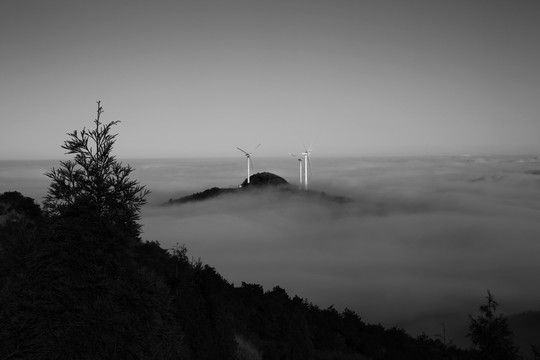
left=1, top=0, right=539, bottom=160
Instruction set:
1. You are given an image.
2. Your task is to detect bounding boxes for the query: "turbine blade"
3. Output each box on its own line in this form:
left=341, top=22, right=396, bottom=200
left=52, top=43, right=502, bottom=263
left=236, top=147, right=248, bottom=155
left=253, top=143, right=261, bottom=152
left=308, top=143, right=314, bottom=152
left=307, top=155, right=313, bottom=178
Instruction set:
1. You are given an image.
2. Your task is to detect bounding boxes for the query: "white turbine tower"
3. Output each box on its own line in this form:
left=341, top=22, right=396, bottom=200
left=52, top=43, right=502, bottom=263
left=301, top=144, right=313, bottom=191
left=289, top=153, right=304, bottom=189
left=236, top=144, right=260, bottom=184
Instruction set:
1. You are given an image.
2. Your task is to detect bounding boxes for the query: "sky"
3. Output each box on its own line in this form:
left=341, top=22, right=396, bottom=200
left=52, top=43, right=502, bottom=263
left=1, top=0, right=540, bottom=160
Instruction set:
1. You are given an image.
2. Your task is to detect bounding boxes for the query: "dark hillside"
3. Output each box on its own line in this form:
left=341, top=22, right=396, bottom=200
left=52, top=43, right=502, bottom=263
left=240, top=172, right=289, bottom=188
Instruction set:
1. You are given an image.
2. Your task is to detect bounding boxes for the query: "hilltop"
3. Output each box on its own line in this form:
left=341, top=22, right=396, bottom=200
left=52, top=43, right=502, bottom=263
left=166, top=172, right=351, bottom=205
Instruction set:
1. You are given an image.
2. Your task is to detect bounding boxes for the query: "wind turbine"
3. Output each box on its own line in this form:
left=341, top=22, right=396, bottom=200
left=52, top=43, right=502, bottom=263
left=289, top=153, right=303, bottom=189
left=236, top=144, right=260, bottom=184
left=301, top=144, right=313, bottom=191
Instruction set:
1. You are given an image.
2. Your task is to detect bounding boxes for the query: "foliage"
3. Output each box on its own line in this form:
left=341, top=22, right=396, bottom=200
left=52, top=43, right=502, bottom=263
left=0, top=232, right=188, bottom=359
left=43, top=101, right=149, bottom=237
left=467, top=290, right=521, bottom=360
left=235, top=334, right=263, bottom=360
left=0, top=192, right=43, bottom=283
left=0, top=191, right=42, bottom=222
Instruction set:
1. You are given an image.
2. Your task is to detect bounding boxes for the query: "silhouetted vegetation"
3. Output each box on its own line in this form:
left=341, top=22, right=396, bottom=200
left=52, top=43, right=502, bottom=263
left=240, top=172, right=288, bottom=188
left=468, top=290, right=521, bottom=360
left=1, top=103, right=185, bottom=359
left=44, top=101, right=149, bottom=238
left=0, top=103, right=536, bottom=359
left=0, top=191, right=42, bottom=222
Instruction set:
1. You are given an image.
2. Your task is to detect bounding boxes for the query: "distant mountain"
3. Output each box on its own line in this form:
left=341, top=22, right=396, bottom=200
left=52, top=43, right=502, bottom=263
left=166, top=172, right=351, bottom=205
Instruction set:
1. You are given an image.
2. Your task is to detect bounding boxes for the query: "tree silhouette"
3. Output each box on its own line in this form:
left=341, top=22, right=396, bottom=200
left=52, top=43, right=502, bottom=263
left=44, top=101, right=149, bottom=237
left=0, top=104, right=191, bottom=359
left=468, top=290, right=521, bottom=360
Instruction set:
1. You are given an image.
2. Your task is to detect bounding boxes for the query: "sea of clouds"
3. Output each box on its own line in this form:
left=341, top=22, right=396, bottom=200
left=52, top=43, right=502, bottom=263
left=2, top=155, right=540, bottom=345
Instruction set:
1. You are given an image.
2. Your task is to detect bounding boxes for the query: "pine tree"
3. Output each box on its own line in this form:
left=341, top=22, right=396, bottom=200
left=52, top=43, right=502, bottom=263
left=468, top=290, right=521, bottom=360
left=44, top=101, right=149, bottom=237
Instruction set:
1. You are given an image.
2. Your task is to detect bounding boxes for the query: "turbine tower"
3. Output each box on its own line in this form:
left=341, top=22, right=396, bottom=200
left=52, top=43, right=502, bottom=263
left=289, top=153, right=303, bottom=189
left=236, top=144, right=260, bottom=184
left=301, top=144, right=313, bottom=191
